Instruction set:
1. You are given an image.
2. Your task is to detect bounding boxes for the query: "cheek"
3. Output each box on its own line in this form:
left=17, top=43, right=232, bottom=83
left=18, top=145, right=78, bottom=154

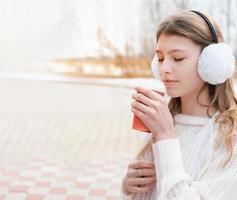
left=178, top=66, right=204, bottom=94
left=180, top=58, right=202, bottom=82
left=166, top=61, right=204, bottom=97
left=185, top=67, right=202, bottom=83
left=180, top=67, right=203, bottom=92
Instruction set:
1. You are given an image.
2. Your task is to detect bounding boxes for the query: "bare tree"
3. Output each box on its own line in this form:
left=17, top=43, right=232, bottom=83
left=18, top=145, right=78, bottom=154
left=139, top=0, right=162, bottom=58
left=97, top=27, right=121, bottom=56
left=226, top=0, right=232, bottom=43
left=174, top=0, right=189, bottom=10
left=148, top=0, right=162, bottom=28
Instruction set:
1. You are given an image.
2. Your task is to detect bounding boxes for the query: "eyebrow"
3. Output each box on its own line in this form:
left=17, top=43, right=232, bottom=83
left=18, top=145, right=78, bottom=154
left=156, top=49, right=188, bottom=53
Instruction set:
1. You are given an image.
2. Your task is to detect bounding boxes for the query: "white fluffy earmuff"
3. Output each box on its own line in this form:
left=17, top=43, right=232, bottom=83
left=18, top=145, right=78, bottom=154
left=151, top=54, right=160, bottom=80
left=197, top=43, right=235, bottom=84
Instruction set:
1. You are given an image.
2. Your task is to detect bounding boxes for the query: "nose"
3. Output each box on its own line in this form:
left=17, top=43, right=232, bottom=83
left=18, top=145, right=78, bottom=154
left=159, top=58, right=173, bottom=75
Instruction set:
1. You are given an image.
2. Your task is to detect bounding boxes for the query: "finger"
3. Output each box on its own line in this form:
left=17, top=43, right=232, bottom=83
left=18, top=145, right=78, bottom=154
left=127, top=168, right=156, bottom=178
left=131, top=100, right=150, bottom=114
left=131, top=107, right=146, bottom=119
left=132, top=92, right=153, bottom=106
left=127, top=177, right=156, bottom=186
left=135, top=168, right=156, bottom=177
left=127, top=168, right=137, bottom=178
left=144, top=183, right=155, bottom=187
left=129, top=161, right=155, bottom=169
left=127, top=168, right=155, bottom=178
left=128, top=185, right=153, bottom=193
left=134, top=87, right=164, bottom=102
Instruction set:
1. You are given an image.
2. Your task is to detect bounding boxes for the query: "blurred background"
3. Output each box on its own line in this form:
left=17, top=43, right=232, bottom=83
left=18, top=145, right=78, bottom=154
left=0, top=0, right=236, bottom=78
left=0, top=1, right=236, bottom=199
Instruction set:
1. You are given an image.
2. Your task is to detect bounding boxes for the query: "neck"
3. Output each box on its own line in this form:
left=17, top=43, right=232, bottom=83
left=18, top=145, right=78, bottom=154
left=180, top=88, right=216, bottom=117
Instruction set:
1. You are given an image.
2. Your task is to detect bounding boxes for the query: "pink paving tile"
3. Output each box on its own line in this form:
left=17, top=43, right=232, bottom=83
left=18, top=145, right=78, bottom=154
left=20, top=176, right=35, bottom=182
left=35, top=181, right=51, bottom=187
left=26, top=194, right=45, bottom=200
left=50, top=187, right=67, bottom=194
left=110, top=183, right=120, bottom=189
left=97, top=177, right=110, bottom=183
left=60, top=176, right=75, bottom=182
left=106, top=197, right=117, bottom=200
left=66, top=195, right=85, bottom=200
left=83, top=171, right=97, bottom=176
left=90, top=189, right=107, bottom=196
left=103, top=167, right=114, bottom=172
left=90, top=163, right=103, bottom=168
left=27, top=166, right=41, bottom=170
left=0, top=195, right=5, bottom=200
left=46, top=162, right=58, bottom=166
left=32, top=157, right=47, bottom=162
left=76, top=182, right=90, bottom=189
left=106, top=160, right=117, bottom=165
left=9, top=185, right=29, bottom=193
left=0, top=181, right=9, bottom=187
left=4, top=170, right=19, bottom=177
left=41, top=172, right=55, bottom=177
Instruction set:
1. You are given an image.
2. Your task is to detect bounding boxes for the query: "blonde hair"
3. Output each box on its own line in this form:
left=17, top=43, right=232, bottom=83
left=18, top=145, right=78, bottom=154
left=136, top=11, right=237, bottom=168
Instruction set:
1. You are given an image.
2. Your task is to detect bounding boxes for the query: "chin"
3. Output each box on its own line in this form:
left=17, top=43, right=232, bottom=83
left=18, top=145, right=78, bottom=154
left=166, top=90, right=181, bottom=98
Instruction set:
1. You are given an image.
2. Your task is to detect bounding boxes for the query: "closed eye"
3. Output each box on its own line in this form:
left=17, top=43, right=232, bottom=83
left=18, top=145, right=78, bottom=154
left=158, top=58, right=164, bottom=62
left=174, top=58, right=185, bottom=61
left=158, top=57, right=185, bottom=62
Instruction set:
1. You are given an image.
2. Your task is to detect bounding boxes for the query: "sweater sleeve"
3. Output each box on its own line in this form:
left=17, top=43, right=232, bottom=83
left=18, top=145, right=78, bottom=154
left=152, top=138, right=237, bottom=200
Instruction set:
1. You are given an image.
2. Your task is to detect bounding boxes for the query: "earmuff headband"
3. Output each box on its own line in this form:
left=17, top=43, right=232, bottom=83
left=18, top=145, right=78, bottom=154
left=190, top=10, right=218, bottom=43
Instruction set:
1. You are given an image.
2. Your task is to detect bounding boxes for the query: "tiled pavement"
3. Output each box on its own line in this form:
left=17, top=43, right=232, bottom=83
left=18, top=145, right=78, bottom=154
left=0, top=154, right=133, bottom=200
left=0, top=78, right=149, bottom=199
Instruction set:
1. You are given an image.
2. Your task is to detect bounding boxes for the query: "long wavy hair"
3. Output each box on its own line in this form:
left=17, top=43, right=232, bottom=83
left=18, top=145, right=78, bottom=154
left=135, top=10, right=237, bottom=168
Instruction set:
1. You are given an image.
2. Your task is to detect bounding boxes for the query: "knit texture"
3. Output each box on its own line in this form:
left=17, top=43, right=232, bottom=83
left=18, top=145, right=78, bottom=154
left=197, top=43, right=235, bottom=84
left=119, top=112, right=237, bottom=200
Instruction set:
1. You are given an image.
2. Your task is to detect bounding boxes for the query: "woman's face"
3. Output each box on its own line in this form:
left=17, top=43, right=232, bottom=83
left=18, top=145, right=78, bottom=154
left=156, top=34, right=204, bottom=98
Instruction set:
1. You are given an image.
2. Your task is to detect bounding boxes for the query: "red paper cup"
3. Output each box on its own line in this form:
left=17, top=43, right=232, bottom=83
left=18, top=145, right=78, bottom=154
left=132, top=89, right=165, bottom=133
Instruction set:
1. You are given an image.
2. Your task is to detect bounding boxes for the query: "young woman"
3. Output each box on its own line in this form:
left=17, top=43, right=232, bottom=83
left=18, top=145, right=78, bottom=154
left=119, top=10, right=237, bottom=200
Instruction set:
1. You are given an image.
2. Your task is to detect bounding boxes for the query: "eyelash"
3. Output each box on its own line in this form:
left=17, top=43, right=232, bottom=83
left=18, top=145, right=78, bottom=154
left=158, top=58, right=185, bottom=62
left=174, top=58, right=184, bottom=61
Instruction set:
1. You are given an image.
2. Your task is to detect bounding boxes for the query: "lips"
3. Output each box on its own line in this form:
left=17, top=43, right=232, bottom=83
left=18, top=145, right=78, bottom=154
left=163, top=79, right=178, bottom=83
left=163, top=79, right=179, bottom=87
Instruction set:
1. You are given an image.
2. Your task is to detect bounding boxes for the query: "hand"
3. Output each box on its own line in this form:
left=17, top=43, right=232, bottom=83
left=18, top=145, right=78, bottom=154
left=131, top=87, right=176, bottom=142
left=122, top=161, right=156, bottom=195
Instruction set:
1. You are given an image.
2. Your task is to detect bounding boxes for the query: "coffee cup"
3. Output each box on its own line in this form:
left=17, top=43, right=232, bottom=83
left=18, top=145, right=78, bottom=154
left=132, top=89, right=165, bottom=133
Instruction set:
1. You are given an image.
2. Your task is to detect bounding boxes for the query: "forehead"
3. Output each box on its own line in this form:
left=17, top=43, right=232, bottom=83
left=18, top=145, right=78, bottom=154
left=156, top=34, right=200, bottom=53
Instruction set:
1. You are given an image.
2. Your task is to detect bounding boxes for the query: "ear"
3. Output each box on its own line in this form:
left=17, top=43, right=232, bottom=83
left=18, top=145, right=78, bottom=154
left=197, top=43, right=235, bottom=85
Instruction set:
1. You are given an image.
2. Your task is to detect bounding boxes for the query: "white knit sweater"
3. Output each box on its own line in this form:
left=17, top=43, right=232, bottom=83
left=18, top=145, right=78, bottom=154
left=119, top=112, right=237, bottom=200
